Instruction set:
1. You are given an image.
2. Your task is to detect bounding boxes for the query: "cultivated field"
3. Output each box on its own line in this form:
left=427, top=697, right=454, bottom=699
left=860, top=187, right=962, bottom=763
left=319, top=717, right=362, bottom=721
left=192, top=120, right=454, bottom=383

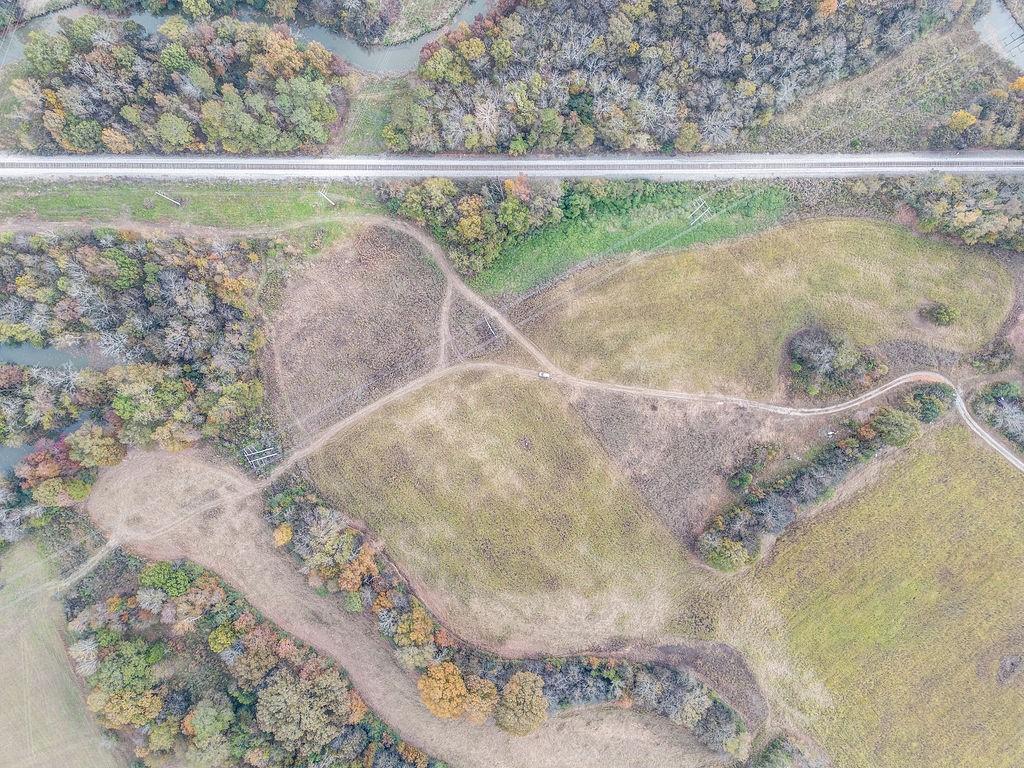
left=737, top=426, right=1024, bottom=768
left=523, top=218, right=1012, bottom=397
left=265, top=223, right=446, bottom=442
left=308, top=366, right=717, bottom=653
left=0, top=543, right=123, bottom=768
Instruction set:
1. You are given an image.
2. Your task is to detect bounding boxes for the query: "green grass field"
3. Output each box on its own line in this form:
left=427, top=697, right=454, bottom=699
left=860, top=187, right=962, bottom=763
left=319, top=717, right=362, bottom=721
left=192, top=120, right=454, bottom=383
left=334, top=77, right=403, bottom=154
left=471, top=185, right=791, bottom=296
left=308, top=367, right=711, bottom=651
left=0, top=182, right=379, bottom=228
left=526, top=218, right=1012, bottom=396
left=0, top=542, right=124, bottom=768
left=750, top=426, right=1024, bottom=768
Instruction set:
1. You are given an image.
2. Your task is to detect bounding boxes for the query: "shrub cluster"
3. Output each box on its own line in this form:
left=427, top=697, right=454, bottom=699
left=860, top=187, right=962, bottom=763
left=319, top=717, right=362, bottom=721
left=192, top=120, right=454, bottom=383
left=890, top=174, right=1024, bottom=255
left=385, top=0, right=969, bottom=154
left=0, top=229, right=274, bottom=542
left=266, top=482, right=746, bottom=754
left=698, top=384, right=955, bottom=570
left=973, top=382, right=1024, bottom=454
left=787, top=327, right=887, bottom=398
left=10, top=14, right=347, bottom=154
left=65, top=556, right=442, bottom=768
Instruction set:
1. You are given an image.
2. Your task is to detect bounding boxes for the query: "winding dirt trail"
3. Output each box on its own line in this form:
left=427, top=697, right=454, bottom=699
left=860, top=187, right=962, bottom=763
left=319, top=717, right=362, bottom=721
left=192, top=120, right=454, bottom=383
left=83, top=451, right=728, bottom=768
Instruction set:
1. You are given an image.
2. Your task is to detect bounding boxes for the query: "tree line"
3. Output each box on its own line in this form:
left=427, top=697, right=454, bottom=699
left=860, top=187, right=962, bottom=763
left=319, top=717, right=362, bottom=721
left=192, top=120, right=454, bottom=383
left=65, top=552, right=444, bottom=768
left=698, top=382, right=955, bottom=570
left=266, top=480, right=749, bottom=755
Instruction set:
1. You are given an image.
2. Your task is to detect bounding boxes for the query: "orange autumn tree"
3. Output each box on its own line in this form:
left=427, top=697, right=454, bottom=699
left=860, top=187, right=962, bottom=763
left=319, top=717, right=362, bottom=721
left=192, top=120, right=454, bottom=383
left=417, top=662, right=468, bottom=719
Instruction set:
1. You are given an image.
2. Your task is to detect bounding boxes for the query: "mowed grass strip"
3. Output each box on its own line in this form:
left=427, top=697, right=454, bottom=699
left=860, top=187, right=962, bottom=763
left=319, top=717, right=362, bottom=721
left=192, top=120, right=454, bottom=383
left=0, top=182, right=379, bottom=228
left=0, top=543, right=124, bottom=768
left=756, top=426, right=1024, bottom=768
left=309, top=367, right=706, bottom=650
left=526, top=218, right=1012, bottom=396
left=471, top=185, right=791, bottom=296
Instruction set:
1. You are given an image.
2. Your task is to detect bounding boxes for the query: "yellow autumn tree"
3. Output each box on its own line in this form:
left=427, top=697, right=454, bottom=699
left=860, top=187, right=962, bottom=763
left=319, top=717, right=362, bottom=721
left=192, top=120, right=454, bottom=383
left=394, top=599, right=434, bottom=647
left=949, top=109, right=978, bottom=133
left=463, top=675, right=499, bottom=724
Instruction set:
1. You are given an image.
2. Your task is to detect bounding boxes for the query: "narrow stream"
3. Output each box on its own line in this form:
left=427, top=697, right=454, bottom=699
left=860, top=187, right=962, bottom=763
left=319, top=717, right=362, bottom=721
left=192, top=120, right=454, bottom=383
left=0, top=0, right=490, bottom=73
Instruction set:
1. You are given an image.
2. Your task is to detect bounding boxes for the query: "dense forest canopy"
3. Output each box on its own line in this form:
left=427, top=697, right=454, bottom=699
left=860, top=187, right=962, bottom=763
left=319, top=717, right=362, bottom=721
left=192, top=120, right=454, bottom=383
left=84, top=0, right=397, bottom=44
left=385, top=0, right=979, bottom=154
left=9, top=15, right=348, bottom=154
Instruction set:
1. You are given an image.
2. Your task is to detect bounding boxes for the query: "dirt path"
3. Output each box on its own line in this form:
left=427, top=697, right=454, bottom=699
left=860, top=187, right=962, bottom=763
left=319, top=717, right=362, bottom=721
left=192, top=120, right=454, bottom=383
left=83, top=450, right=728, bottom=768
left=437, top=281, right=453, bottom=369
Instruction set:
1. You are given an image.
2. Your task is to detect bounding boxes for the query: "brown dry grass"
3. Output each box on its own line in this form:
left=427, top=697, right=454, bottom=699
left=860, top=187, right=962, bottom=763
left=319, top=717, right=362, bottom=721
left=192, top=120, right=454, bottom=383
left=307, top=366, right=720, bottom=654
left=571, top=390, right=834, bottom=543
left=265, top=223, right=445, bottom=444
left=84, top=449, right=731, bottom=768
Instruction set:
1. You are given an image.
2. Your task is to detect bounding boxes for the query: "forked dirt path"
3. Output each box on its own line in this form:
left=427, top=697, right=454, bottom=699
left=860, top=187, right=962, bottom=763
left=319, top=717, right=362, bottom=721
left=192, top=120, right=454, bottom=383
left=8, top=213, right=1022, bottom=764
left=84, top=451, right=729, bottom=768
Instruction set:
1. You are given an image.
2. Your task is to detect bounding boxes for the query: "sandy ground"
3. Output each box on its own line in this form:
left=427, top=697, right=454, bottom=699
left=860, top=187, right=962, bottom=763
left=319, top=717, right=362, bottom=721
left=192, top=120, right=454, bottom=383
left=85, top=449, right=730, bottom=768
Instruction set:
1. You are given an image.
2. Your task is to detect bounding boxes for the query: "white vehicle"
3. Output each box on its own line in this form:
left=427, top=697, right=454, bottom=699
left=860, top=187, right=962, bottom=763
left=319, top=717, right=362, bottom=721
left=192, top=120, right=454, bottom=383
left=538, top=371, right=551, bottom=379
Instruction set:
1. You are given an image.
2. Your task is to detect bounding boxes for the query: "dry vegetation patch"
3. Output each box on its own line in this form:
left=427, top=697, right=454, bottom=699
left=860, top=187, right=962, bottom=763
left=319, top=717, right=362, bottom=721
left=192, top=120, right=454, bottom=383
left=266, top=223, right=445, bottom=444
left=572, top=390, right=832, bottom=543
left=308, top=367, right=718, bottom=654
left=749, top=24, right=1013, bottom=151
left=524, top=218, right=1011, bottom=398
left=733, top=426, right=1024, bottom=768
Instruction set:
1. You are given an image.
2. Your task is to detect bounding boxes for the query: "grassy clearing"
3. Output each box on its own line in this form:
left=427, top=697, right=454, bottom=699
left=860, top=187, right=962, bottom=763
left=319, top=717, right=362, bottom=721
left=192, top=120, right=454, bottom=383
left=309, top=367, right=712, bottom=652
left=0, top=182, right=379, bottom=228
left=334, top=76, right=402, bottom=154
left=0, top=542, right=123, bottom=768
left=527, top=218, right=1012, bottom=396
left=748, top=426, right=1024, bottom=768
left=471, top=185, right=791, bottom=296
left=383, top=0, right=469, bottom=43
left=748, top=24, right=1013, bottom=152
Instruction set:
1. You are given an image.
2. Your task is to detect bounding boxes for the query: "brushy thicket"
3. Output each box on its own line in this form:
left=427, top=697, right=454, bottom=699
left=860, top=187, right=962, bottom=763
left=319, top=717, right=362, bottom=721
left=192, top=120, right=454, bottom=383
left=787, top=327, right=888, bottom=399
left=266, top=482, right=748, bottom=755
left=379, top=176, right=758, bottom=275
left=384, top=0, right=975, bottom=154
left=973, top=382, right=1024, bottom=454
left=698, top=383, right=956, bottom=570
left=64, top=554, right=443, bottom=768
left=85, top=0, right=395, bottom=45
left=9, top=15, right=348, bottom=154
left=0, top=229, right=277, bottom=543
left=889, top=174, right=1024, bottom=254
left=930, top=76, right=1024, bottom=152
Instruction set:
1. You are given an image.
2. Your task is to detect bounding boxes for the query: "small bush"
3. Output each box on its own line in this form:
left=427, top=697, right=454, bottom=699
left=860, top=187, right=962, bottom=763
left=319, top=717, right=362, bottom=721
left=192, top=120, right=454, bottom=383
left=922, top=302, right=959, bottom=326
